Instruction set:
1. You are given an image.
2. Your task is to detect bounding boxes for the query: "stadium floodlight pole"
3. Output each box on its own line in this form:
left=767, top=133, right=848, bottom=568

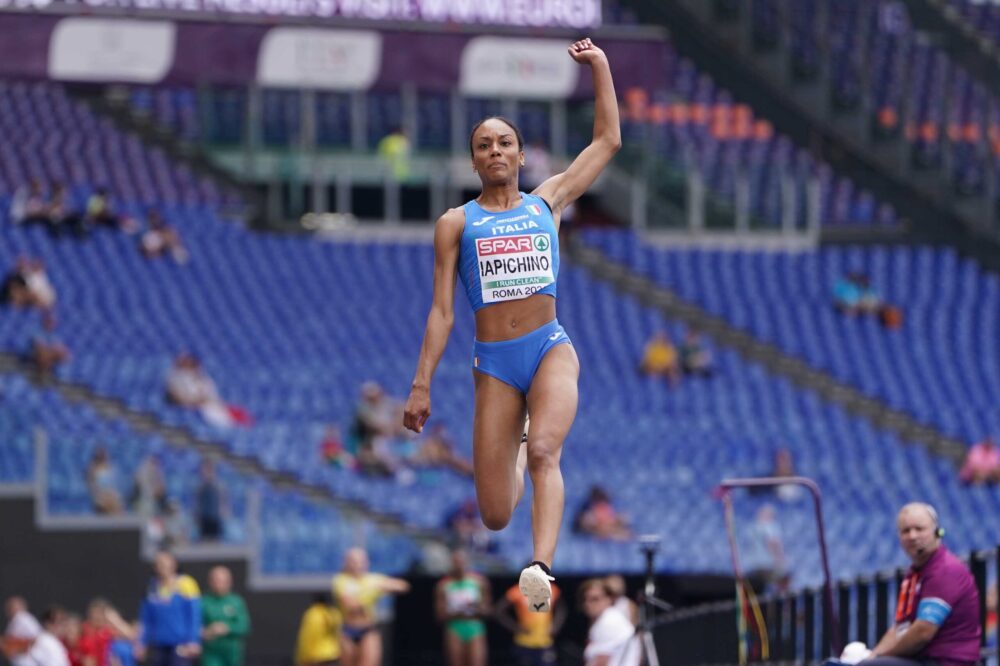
left=716, top=476, right=842, bottom=659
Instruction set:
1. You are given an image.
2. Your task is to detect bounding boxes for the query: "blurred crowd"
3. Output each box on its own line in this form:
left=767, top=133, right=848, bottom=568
left=2, top=546, right=657, bottom=666
left=86, top=450, right=231, bottom=549
left=2, top=553, right=248, bottom=666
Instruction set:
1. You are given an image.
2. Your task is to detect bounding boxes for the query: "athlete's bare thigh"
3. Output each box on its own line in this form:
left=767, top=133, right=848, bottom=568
left=472, top=370, right=526, bottom=530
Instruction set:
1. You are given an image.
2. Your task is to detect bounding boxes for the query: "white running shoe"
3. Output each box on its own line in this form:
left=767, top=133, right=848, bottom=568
left=519, top=563, right=554, bottom=612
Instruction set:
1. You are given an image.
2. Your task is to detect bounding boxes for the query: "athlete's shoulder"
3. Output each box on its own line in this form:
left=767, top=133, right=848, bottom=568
left=436, top=207, right=466, bottom=228
left=434, top=208, right=465, bottom=249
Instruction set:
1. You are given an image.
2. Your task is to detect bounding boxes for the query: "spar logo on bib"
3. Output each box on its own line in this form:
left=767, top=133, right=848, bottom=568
left=476, top=233, right=554, bottom=304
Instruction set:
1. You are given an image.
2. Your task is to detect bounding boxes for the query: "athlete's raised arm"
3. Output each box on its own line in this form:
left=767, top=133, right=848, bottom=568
left=403, top=207, right=465, bottom=433
left=534, top=38, right=621, bottom=217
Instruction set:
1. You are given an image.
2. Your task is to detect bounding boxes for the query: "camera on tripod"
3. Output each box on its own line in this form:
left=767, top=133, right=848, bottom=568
left=637, top=534, right=661, bottom=555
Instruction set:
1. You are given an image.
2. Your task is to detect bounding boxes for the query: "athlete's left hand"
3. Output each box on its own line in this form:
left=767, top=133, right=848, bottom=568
left=568, top=38, right=607, bottom=65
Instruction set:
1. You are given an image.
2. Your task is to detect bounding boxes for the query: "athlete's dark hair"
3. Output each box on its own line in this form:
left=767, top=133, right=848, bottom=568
left=469, top=116, right=524, bottom=158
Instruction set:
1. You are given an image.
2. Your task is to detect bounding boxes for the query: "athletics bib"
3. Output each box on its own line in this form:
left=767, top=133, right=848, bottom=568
left=475, top=233, right=555, bottom=304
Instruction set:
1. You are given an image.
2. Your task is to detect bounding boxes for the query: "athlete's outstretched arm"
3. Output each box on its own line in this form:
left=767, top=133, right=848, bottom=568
left=534, top=38, right=621, bottom=216
left=403, top=208, right=464, bottom=433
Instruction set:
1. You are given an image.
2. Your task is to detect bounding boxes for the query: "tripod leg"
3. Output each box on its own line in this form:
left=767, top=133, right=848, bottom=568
left=642, top=630, right=660, bottom=666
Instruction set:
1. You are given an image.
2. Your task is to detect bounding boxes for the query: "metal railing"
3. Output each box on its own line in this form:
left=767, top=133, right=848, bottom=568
left=655, top=470, right=999, bottom=666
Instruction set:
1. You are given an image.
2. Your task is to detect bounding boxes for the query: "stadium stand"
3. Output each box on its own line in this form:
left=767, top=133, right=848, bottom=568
left=3, top=177, right=998, bottom=586
left=0, top=371, right=418, bottom=576
left=582, top=230, right=1000, bottom=445
left=739, top=0, right=1000, bottom=203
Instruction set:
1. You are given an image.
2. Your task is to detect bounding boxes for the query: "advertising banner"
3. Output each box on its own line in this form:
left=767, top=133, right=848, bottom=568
left=0, top=0, right=602, bottom=28
left=48, top=18, right=176, bottom=83
left=257, top=28, right=382, bottom=90
left=459, top=37, right=579, bottom=99
left=0, top=14, right=670, bottom=96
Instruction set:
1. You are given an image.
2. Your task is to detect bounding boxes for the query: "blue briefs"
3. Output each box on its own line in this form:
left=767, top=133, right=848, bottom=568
left=472, top=319, right=572, bottom=394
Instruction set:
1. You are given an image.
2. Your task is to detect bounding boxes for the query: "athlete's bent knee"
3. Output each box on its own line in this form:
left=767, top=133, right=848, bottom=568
left=480, top=505, right=512, bottom=531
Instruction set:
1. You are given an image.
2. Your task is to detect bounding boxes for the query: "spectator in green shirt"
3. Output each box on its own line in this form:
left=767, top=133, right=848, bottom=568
left=201, top=566, right=250, bottom=666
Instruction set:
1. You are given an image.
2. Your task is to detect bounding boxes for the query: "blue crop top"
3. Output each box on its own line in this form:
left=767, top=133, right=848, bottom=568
left=457, top=193, right=560, bottom=313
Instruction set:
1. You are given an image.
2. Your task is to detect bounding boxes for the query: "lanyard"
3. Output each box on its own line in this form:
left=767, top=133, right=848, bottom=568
left=895, top=570, right=921, bottom=624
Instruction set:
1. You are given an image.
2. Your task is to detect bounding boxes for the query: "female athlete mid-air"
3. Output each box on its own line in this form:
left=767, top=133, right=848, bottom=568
left=404, top=37, right=621, bottom=612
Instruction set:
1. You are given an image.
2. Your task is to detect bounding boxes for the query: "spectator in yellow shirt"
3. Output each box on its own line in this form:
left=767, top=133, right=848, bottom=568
left=295, top=593, right=341, bottom=666
left=639, top=331, right=680, bottom=388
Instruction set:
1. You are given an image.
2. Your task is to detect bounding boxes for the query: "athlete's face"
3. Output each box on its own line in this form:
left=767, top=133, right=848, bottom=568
left=471, top=119, right=524, bottom=185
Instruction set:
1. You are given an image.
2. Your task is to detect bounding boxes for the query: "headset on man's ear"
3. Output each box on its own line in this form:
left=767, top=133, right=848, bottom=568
left=923, top=503, right=946, bottom=539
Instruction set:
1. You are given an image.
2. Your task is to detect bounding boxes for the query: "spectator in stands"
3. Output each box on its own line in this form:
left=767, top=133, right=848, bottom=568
left=47, top=182, right=85, bottom=238
left=331, top=547, right=410, bottom=666
left=639, top=331, right=681, bottom=387
left=959, top=435, right=1000, bottom=485
left=679, top=329, right=714, bottom=377
left=446, top=498, right=493, bottom=554
left=495, top=578, right=566, bottom=666
left=294, top=592, right=341, bottom=666
left=138, top=550, right=202, bottom=665
left=160, top=498, right=191, bottom=549
left=29, top=312, right=70, bottom=377
left=130, top=454, right=167, bottom=517
left=579, top=578, right=639, bottom=666
left=834, top=272, right=882, bottom=316
left=743, top=504, right=790, bottom=594
left=141, top=210, right=188, bottom=264
left=195, top=460, right=226, bottom=541
left=348, top=381, right=398, bottom=477
left=1, top=258, right=30, bottom=308
left=165, top=354, right=253, bottom=429
left=866, top=503, right=980, bottom=665
left=767, top=448, right=803, bottom=503
left=377, top=127, right=411, bottom=183
left=9, top=179, right=49, bottom=226
left=434, top=548, right=491, bottom=666
left=22, top=259, right=57, bottom=313
left=85, top=188, right=132, bottom=232
left=319, top=425, right=355, bottom=469
left=86, top=446, right=123, bottom=515
left=573, top=485, right=632, bottom=541
left=201, top=566, right=250, bottom=666
left=411, top=424, right=474, bottom=478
